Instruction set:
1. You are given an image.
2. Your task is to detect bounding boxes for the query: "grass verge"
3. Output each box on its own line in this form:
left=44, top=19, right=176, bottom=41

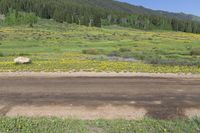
left=0, top=117, right=200, bottom=133
left=1, top=59, right=200, bottom=73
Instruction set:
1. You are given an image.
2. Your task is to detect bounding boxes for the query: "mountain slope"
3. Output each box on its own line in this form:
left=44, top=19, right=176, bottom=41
left=0, top=0, right=200, bottom=33
left=78, top=0, right=200, bottom=22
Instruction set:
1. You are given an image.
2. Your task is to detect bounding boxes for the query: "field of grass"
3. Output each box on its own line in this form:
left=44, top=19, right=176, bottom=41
left=1, top=19, right=200, bottom=73
left=0, top=117, right=200, bottom=133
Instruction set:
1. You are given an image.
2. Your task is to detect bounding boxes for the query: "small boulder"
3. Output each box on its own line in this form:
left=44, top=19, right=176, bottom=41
left=14, top=57, right=31, bottom=64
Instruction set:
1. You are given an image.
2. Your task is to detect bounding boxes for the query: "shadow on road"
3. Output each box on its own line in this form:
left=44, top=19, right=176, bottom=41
left=0, top=92, right=200, bottom=119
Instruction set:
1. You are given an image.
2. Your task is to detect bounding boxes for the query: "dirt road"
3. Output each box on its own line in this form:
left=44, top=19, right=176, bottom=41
left=0, top=76, right=200, bottom=119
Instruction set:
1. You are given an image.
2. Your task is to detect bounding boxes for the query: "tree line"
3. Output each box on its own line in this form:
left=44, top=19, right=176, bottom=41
left=0, top=0, right=200, bottom=33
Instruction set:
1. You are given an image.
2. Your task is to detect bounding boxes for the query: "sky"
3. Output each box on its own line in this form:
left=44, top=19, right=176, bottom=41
left=118, top=0, right=200, bottom=16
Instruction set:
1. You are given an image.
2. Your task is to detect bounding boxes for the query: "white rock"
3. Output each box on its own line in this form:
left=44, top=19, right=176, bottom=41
left=14, top=57, right=31, bottom=64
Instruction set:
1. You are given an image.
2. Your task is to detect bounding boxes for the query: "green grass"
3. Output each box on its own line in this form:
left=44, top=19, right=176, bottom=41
left=0, top=117, right=200, bottom=133
left=1, top=19, right=200, bottom=73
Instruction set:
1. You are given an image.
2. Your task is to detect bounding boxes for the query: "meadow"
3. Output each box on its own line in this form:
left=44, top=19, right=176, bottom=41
left=0, top=117, right=200, bottom=133
left=1, top=19, right=200, bottom=73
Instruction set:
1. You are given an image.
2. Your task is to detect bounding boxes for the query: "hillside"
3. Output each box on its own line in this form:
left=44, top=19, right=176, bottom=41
left=0, top=0, right=200, bottom=33
left=52, top=0, right=200, bottom=22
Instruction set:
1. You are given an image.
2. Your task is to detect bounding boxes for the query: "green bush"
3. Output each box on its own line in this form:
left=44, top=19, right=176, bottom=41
left=4, top=9, right=38, bottom=26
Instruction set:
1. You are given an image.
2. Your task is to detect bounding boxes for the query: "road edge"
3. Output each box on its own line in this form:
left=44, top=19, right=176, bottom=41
left=0, top=72, right=200, bottom=78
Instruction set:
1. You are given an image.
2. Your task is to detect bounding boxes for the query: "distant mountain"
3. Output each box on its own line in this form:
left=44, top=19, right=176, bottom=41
left=84, top=0, right=200, bottom=22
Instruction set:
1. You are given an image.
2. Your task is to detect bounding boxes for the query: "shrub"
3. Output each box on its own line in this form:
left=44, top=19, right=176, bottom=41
left=144, top=56, right=200, bottom=66
left=0, top=52, right=4, bottom=57
left=145, top=56, right=162, bottom=64
left=18, top=53, right=30, bottom=56
left=190, top=48, right=200, bottom=56
left=131, top=53, right=145, bottom=60
left=108, top=48, right=136, bottom=58
left=107, top=51, right=120, bottom=57
left=148, top=37, right=153, bottom=40
left=119, top=47, right=131, bottom=52
left=82, top=49, right=104, bottom=55
left=121, top=51, right=134, bottom=58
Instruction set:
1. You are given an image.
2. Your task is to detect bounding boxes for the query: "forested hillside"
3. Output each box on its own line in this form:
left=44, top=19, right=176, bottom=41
left=0, top=0, right=200, bottom=33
